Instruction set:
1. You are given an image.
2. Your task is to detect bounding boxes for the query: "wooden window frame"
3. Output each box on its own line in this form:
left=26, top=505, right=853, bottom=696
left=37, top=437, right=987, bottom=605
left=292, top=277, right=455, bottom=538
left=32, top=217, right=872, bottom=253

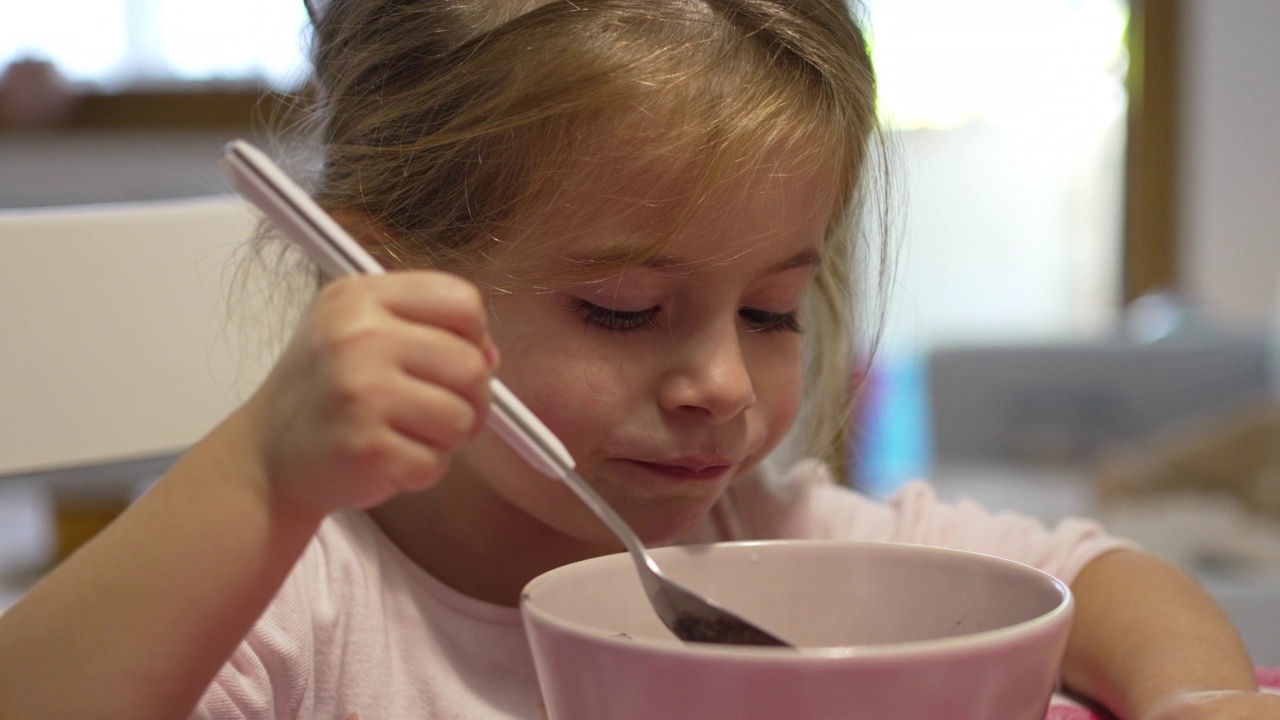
left=0, top=83, right=295, bottom=131
left=1124, top=0, right=1181, bottom=304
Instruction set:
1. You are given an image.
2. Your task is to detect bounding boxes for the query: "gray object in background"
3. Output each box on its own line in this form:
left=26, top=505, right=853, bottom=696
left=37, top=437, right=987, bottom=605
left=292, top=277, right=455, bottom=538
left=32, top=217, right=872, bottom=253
left=927, top=335, right=1272, bottom=466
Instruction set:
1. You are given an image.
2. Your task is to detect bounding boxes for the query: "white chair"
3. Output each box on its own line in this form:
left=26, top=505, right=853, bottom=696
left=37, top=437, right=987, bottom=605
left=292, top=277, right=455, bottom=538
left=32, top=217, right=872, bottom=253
left=0, top=195, right=273, bottom=559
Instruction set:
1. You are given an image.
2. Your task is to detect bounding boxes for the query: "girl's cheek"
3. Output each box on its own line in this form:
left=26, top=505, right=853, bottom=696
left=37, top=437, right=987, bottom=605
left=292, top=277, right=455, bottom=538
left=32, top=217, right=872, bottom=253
left=778, top=357, right=808, bottom=428
left=777, top=389, right=805, bottom=441
left=749, top=352, right=804, bottom=440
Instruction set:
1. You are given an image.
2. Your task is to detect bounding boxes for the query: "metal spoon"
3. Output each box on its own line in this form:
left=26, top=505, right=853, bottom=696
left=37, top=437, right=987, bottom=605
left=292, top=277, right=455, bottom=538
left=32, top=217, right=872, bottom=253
left=220, top=139, right=793, bottom=648
left=487, top=381, right=790, bottom=647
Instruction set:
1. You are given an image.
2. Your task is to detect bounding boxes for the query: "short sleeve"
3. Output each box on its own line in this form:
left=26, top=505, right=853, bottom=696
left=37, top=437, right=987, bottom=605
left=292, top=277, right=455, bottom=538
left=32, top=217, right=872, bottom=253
left=876, top=481, right=1137, bottom=584
left=728, top=459, right=1137, bottom=585
left=190, top=551, right=318, bottom=719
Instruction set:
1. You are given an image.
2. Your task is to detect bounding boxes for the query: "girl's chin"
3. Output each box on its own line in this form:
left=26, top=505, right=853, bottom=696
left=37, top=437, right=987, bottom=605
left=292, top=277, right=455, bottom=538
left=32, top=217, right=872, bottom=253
left=624, top=503, right=717, bottom=546
left=550, top=502, right=709, bottom=551
left=527, top=467, right=727, bottom=549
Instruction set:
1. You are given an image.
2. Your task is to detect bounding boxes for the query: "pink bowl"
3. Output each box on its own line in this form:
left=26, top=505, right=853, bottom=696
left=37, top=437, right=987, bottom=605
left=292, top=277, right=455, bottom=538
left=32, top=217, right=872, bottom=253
left=521, top=540, right=1073, bottom=720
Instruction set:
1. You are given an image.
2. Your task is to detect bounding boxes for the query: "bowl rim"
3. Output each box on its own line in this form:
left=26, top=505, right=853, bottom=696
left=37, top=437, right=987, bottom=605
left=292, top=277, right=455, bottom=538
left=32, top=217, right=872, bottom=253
left=520, top=539, right=1074, bottom=660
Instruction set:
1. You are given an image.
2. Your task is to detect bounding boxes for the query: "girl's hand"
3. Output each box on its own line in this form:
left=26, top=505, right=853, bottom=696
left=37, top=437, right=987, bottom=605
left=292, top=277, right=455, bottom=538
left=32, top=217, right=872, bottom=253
left=241, top=271, right=497, bottom=516
left=1141, top=689, right=1280, bottom=719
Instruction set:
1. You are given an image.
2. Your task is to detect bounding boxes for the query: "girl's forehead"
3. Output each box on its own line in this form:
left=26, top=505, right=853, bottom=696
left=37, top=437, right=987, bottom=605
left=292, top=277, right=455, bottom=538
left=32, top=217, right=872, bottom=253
left=492, top=154, right=836, bottom=283
left=557, top=138, right=835, bottom=227
left=474, top=68, right=851, bottom=275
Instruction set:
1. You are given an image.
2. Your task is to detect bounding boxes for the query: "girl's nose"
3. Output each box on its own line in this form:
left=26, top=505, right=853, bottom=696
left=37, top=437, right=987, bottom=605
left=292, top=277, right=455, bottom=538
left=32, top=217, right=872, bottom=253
left=657, top=326, right=757, bottom=423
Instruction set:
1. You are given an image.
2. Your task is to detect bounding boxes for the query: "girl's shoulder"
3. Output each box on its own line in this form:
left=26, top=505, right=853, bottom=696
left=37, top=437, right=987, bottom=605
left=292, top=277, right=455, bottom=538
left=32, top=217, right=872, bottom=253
left=713, top=457, right=893, bottom=541
left=244, top=511, right=390, bottom=638
left=192, top=515, right=378, bottom=717
left=719, top=459, right=1134, bottom=583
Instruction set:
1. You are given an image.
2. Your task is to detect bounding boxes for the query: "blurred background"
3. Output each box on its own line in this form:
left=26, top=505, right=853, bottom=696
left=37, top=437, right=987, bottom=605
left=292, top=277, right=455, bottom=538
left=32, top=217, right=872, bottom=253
left=1, top=0, right=1278, bottom=661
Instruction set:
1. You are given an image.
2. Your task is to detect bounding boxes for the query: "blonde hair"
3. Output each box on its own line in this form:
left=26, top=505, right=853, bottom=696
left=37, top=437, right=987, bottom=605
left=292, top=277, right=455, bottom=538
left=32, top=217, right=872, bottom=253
left=275, top=0, right=887, bottom=480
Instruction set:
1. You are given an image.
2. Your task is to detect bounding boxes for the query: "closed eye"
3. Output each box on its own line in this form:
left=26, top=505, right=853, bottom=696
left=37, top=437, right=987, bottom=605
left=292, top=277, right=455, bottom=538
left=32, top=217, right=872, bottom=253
left=574, top=299, right=661, bottom=332
left=740, top=308, right=803, bottom=333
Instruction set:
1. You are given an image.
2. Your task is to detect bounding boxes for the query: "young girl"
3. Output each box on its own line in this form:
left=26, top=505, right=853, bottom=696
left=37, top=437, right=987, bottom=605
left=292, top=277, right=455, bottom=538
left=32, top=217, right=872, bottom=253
left=1, top=1, right=1275, bottom=718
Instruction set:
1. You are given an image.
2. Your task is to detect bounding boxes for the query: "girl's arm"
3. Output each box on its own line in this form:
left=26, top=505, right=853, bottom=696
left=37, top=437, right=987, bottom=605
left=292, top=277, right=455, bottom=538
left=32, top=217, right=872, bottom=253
left=1061, top=547, right=1280, bottom=719
left=0, top=271, right=495, bottom=720
left=0, top=410, right=322, bottom=720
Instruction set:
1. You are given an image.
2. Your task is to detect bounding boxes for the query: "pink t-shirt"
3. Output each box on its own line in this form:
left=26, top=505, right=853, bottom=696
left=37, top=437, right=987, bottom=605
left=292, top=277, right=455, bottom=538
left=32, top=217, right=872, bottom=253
left=193, top=460, right=1131, bottom=719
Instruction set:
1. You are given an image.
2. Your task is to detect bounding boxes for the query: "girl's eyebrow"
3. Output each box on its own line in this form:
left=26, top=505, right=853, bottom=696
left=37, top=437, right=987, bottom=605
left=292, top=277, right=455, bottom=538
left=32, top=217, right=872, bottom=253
left=765, top=248, right=823, bottom=274
left=562, top=248, right=823, bottom=275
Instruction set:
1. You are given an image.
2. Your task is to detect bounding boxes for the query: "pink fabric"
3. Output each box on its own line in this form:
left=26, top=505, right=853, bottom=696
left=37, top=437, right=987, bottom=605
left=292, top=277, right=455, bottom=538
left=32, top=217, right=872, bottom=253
left=701, top=459, right=1135, bottom=585
left=193, top=459, right=1137, bottom=718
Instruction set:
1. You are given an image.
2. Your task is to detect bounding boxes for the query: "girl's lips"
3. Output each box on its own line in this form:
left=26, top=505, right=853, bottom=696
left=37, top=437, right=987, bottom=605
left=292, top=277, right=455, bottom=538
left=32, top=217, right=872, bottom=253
left=626, top=459, right=733, bottom=482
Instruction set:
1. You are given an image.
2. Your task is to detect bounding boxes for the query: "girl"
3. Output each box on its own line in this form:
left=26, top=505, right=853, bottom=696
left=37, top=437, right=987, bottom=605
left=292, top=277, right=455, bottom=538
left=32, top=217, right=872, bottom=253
left=1, top=1, right=1275, bottom=718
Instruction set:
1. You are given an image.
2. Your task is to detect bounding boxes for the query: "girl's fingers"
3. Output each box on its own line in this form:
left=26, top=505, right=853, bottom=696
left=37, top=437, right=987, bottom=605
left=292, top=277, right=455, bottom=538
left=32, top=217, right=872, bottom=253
left=384, top=378, right=481, bottom=453
left=378, top=436, right=453, bottom=495
left=1142, top=690, right=1280, bottom=720
left=315, top=272, right=496, bottom=385
left=255, top=270, right=496, bottom=508
left=318, top=307, right=493, bottom=427
left=319, top=326, right=489, bottom=445
left=336, top=426, right=454, bottom=499
left=395, top=324, right=494, bottom=409
left=358, top=270, right=491, bottom=348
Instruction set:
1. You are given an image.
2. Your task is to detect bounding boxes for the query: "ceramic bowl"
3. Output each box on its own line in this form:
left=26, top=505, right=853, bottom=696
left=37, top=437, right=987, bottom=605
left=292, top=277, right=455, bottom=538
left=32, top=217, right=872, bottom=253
left=521, top=540, right=1073, bottom=720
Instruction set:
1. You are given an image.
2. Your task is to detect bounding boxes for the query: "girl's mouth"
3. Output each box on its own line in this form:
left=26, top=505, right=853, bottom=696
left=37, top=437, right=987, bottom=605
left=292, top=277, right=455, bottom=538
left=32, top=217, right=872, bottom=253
left=625, top=459, right=733, bottom=482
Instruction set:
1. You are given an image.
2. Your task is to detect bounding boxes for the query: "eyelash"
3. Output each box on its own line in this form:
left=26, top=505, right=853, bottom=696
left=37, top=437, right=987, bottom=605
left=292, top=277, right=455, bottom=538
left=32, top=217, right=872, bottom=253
left=573, top=300, right=802, bottom=334
left=574, top=301, right=662, bottom=332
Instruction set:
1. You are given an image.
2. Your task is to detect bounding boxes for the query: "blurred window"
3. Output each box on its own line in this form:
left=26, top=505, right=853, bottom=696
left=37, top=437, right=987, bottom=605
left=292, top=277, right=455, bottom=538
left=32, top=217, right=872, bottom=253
left=1, top=0, right=1130, bottom=492
left=859, top=0, right=1130, bottom=492
left=0, top=0, right=308, bottom=88
left=867, top=0, right=1130, bottom=348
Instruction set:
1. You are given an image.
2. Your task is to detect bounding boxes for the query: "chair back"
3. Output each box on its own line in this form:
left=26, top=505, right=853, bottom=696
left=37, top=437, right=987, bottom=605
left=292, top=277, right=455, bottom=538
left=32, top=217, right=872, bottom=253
left=0, top=195, right=272, bottom=480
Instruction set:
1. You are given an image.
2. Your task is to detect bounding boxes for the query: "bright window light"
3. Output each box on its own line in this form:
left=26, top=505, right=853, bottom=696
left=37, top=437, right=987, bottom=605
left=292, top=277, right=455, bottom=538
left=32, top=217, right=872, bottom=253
left=0, top=1, right=127, bottom=81
left=5, top=0, right=1125, bottom=103
left=867, top=0, right=1129, bottom=131
left=0, top=0, right=309, bottom=88
left=856, top=0, right=1132, bottom=493
left=156, top=1, right=309, bottom=85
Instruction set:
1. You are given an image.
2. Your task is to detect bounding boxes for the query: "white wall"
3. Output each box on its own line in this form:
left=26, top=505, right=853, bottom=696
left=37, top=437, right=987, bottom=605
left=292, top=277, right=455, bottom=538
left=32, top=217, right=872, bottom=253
left=1180, top=0, right=1280, bottom=329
